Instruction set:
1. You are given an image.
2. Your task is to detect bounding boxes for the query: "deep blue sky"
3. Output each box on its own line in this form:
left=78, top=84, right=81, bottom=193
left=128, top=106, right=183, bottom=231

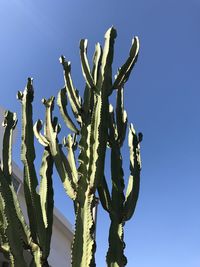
left=0, top=1, right=200, bottom=266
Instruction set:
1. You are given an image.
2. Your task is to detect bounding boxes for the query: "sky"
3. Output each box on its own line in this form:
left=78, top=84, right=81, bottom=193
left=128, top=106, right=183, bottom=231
left=0, top=0, right=200, bottom=266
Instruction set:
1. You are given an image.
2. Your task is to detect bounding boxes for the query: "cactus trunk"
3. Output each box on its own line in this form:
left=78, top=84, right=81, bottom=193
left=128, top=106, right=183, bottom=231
left=106, top=220, right=126, bottom=267
left=72, top=191, right=96, bottom=267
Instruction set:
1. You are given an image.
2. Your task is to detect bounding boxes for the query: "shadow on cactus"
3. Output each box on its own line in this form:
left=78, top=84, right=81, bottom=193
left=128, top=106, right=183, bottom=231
left=34, top=27, right=141, bottom=267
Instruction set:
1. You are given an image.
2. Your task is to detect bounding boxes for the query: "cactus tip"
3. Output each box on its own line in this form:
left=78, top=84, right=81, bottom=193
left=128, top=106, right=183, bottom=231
left=138, top=132, right=143, bottom=142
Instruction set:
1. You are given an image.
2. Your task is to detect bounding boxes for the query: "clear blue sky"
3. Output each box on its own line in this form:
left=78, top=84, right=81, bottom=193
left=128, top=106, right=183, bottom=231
left=0, top=1, right=200, bottom=266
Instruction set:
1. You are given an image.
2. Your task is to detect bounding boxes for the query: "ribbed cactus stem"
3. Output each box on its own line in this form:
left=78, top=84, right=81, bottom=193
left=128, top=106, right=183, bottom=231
left=106, top=220, right=127, bottom=267
left=98, top=31, right=141, bottom=267
left=30, top=27, right=141, bottom=267
left=71, top=191, right=96, bottom=267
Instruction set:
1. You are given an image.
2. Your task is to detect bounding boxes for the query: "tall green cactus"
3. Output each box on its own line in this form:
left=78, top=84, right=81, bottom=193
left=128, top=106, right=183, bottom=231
left=33, top=27, right=141, bottom=267
left=96, top=32, right=141, bottom=267
left=98, top=99, right=142, bottom=267
left=0, top=79, right=54, bottom=266
left=95, top=32, right=141, bottom=267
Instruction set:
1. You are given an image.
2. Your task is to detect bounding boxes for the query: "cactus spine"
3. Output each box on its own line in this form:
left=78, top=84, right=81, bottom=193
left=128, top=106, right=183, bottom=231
left=0, top=79, right=54, bottom=266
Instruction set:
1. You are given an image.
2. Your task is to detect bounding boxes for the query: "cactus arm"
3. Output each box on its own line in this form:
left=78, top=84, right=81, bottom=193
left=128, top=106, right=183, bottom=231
left=113, top=36, right=139, bottom=89
left=2, top=111, right=17, bottom=178
left=64, top=134, right=78, bottom=185
left=1, top=109, right=50, bottom=266
left=86, top=28, right=117, bottom=187
left=17, top=78, right=46, bottom=246
left=82, top=44, right=102, bottom=121
left=57, top=88, right=79, bottom=134
left=33, top=120, right=49, bottom=147
left=79, top=39, right=96, bottom=91
left=77, top=124, right=91, bottom=188
left=0, top=184, right=27, bottom=267
left=87, top=93, right=108, bottom=188
left=39, top=147, right=54, bottom=260
left=109, top=134, right=125, bottom=219
left=116, top=88, right=128, bottom=147
left=97, top=175, right=111, bottom=213
left=43, top=97, right=77, bottom=200
left=30, top=245, right=43, bottom=267
left=0, top=201, right=10, bottom=258
left=60, top=56, right=82, bottom=125
left=100, top=27, right=117, bottom=95
left=92, top=43, right=102, bottom=85
left=123, top=124, right=142, bottom=221
left=9, top=183, right=32, bottom=246
left=1, top=111, right=32, bottom=245
left=1, top=110, right=45, bottom=266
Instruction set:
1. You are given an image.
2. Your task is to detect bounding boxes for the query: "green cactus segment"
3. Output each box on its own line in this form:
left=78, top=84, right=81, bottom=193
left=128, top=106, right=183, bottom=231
left=80, top=39, right=96, bottom=91
left=43, top=97, right=77, bottom=200
left=2, top=111, right=17, bottom=178
left=123, top=124, right=142, bottom=221
left=110, top=137, right=125, bottom=217
left=64, top=134, right=78, bottom=185
left=39, top=147, right=54, bottom=259
left=82, top=44, right=101, bottom=120
left=106, top=221, right=127, bottom=267
left=116, top=88, right=127, bottom=146
left=30, top=245, right=42, bottom=267
left=100, top=27, right=117, bottom=95
left=108, top=105, right=125, bottom=215
left=71, top=192, right=95, bottom=267
left=1, top=111, right=30, bottom=253
left=60, top=56, right=82, bottom=125
left=92, top=43, right=102, bottom=86
left=17, top=78, right=46, bottom=245
left=9, top=182, right=31, bottom=247
left=33, top=120, right=49, bottom=147
left=87, top=94, right=108, bottom=188
left=97, top=175, right=111, bottom=213
left=77, top=123, right=90, bottom=185
left=0, top=175, right=27, bottom=267
left=57, top=88, right=79, bottom=134
left=113, top=36, right=139, bottom=89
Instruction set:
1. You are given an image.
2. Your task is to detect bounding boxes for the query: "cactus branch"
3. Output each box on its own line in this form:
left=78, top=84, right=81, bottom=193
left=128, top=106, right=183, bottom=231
left=123, top=124, right=142, bottom=221
left=43, top=97, right=77, bottom=200
left=18, top=78, right=45, bottom=245
left=60, top=56, right=82, bottom=125
left=80, top=39, right=96, bottom=91
left=57, top=88, right=79, bottom=134
left=116, top=88, right=127, bottom=146
left=113, top=36, right=139, bottom=89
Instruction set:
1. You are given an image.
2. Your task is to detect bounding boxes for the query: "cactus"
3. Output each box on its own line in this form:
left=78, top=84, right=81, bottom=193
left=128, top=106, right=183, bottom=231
left=33, top=27, right=141, bottom=267
left=98, top=91, right=142, bottom=266
left=96, top=33, right=141, bottom=267
left=0, top=79, right=54, bottom=266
